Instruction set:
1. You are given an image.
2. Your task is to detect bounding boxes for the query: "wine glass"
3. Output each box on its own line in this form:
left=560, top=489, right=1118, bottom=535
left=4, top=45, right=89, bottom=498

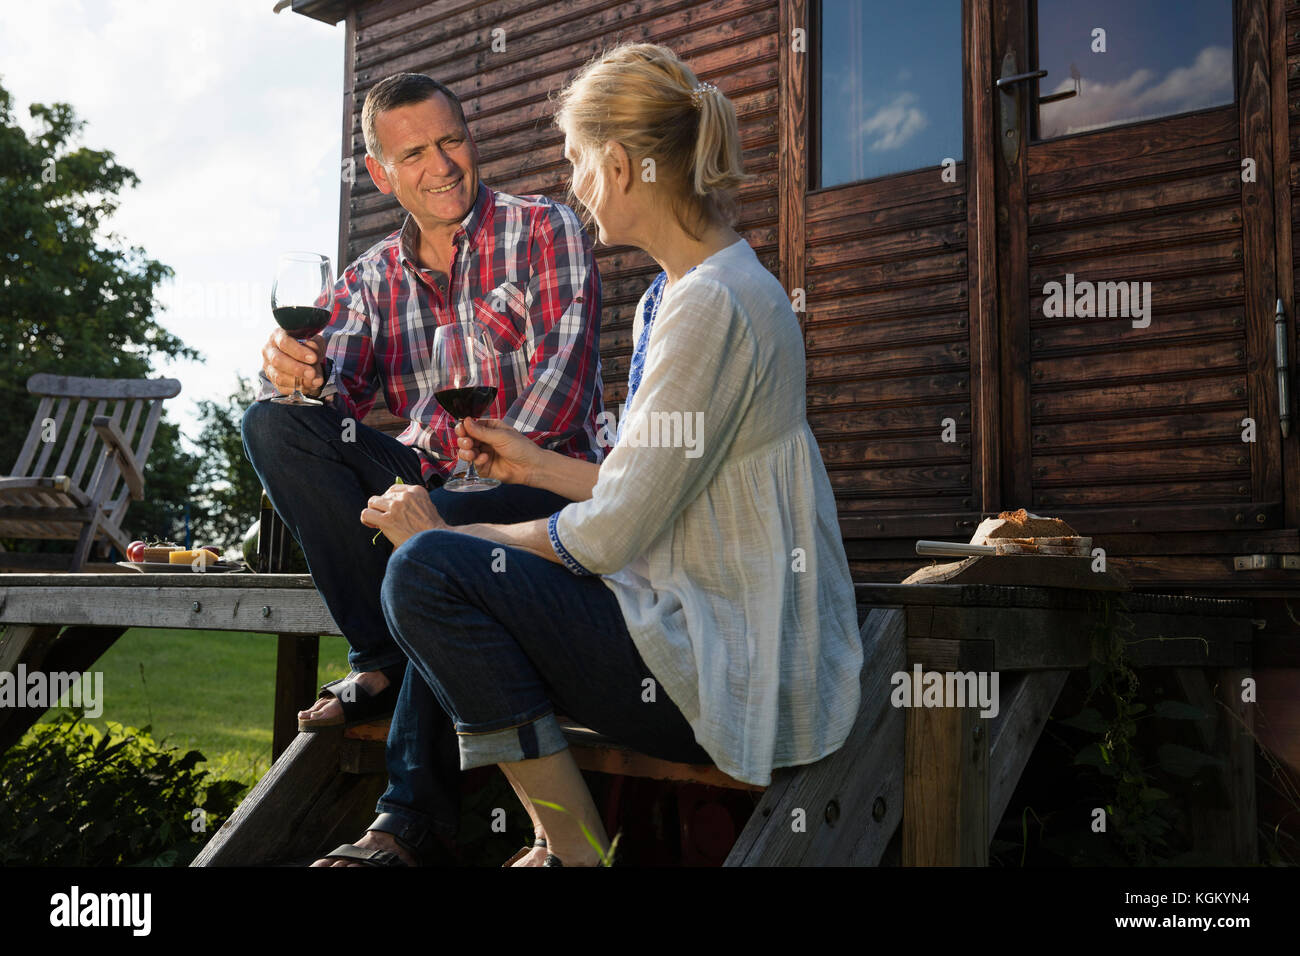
left=433, top=323, right=501, bottom=492
left=271, top=252, right=334, bottom=406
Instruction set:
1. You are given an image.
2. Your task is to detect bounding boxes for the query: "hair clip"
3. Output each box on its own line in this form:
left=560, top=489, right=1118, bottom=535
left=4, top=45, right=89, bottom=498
left=690, top=81, right=719, bottom=107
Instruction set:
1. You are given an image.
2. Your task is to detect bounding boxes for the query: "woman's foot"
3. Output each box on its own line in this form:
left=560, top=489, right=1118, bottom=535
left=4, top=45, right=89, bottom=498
left=542, top=839, right=603, bottom=867
left=507, top=834, right=551, bottom=867
left=298, top=669, right=392, bottom=727
left=310, top=829, right=417, bottom=867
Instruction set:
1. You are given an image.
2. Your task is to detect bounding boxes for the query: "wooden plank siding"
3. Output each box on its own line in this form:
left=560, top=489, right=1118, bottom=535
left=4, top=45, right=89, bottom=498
left=1023, top=109, right=1257, bottom=518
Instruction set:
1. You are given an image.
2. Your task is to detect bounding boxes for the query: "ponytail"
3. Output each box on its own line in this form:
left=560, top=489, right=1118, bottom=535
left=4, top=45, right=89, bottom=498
left=556, top=43, right=752, bottom=238
left=691, top=84, right=747, bottom=223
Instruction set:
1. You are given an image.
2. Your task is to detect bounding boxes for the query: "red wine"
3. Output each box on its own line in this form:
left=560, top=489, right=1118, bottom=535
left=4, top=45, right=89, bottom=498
left=273, top=306, right=331, bottom=338
left=435, top=386, right=497, bottom=420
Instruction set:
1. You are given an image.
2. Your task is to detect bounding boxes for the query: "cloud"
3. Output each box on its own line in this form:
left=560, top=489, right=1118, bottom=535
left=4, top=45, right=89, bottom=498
left=1041, top=45, right=1233, bottom=137
left=859, top=91, right=929, bottom=152
left=0, top=0, right=343, bottom=444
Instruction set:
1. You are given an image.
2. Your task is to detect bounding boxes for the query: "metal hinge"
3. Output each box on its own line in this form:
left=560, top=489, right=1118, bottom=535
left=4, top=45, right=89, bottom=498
left=1277, top=299, right=1291, bottom=439
left=1233, top=553, right=1300, bottom=570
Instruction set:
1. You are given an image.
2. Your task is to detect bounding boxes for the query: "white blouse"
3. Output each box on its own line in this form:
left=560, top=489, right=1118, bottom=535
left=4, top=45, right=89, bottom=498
left=551, top=239, right=863, bottom=786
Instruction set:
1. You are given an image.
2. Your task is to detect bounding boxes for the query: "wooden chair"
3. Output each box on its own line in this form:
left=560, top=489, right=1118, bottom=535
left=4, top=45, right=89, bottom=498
left=0, top=373, right=182, bottom=572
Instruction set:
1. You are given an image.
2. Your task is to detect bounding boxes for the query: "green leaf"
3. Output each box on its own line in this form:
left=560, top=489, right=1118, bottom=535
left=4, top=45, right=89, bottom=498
left=1155, top=743, right=1223, bottom=778
left=1073, top=742, right=1109, bottom=769
left=1057, top=708, right=1108, bottom=734
left=1152, top=699, right=1208, bottom=721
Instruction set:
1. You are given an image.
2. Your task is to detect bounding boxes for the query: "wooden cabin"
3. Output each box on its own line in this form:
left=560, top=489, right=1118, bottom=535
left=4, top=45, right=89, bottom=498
left=288, top=0, right=1300, bottom=587
left=269, top=0, right=1300, bottom=857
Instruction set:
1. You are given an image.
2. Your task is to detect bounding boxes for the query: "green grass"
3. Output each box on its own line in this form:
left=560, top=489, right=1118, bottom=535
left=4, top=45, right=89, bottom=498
left=34, top=628, right=352, bottom=790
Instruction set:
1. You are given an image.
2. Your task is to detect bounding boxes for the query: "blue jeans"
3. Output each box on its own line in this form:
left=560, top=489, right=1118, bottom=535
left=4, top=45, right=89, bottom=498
left=380, top=530, right=710, bottom=771
left=241, top=399, right=581, bottom=842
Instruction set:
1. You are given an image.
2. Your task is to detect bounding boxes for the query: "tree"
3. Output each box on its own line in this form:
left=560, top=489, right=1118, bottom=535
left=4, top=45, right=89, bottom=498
left=0, top=78, right=199, bottom=553
left=189, top=376, right=263, bottom=551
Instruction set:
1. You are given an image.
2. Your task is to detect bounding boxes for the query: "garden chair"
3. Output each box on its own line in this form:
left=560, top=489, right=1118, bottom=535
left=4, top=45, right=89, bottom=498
left=0, top=373, right=182, bottom=571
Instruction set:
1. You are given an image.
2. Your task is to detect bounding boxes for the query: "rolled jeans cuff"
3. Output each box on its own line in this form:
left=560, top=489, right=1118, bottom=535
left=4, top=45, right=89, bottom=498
left=349, top=648, right=410, bottom=674
left=456, top=709, right=569, bottom=770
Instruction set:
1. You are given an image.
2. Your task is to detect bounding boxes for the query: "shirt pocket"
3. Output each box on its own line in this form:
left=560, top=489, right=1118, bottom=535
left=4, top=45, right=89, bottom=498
left=472, top=281, right=529, bottom=352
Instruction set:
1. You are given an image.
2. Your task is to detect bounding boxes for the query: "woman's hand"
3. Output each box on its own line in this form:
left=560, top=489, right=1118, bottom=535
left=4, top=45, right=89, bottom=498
left=455, top=417, right=541, bottom=486
left=361, top=482, right=446, bottom=548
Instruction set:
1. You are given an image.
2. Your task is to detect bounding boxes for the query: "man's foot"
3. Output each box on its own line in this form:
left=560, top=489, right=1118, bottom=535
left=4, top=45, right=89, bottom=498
left=310, top=829, right=417, bottom=867
left=298, top=669, right=392, bottom=728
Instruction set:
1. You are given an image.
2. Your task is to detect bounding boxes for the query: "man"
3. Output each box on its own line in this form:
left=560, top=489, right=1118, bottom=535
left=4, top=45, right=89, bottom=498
left=242, top=72, right=604, bottom=866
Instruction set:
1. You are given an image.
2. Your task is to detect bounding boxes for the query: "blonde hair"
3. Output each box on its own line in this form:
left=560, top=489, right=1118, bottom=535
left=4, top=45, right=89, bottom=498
left=554, top=43, right=750, bottom=239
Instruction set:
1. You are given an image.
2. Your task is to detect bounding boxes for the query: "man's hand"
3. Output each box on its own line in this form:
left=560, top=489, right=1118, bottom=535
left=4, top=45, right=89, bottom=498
left=455, top=417, right=542, bottom=486
left=262, top=329, right=327, bottom=398
left=361, top=482, right=447, bottom=548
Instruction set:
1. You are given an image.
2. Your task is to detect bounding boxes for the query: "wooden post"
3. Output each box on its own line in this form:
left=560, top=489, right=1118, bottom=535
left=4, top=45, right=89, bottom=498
left=0, top=623, right=59, bottom=674
left=1174, top=666, right=1257, bottom=864
left=272, top=633, right=319, bottom=762
left=987, top=669, right=1068, bottom=832
left=1218, top=666, right=1258, bottom=864
left=194, top=725, right=387, bottom=867
left=777, top=0, right=808, bottom=333
left=724, top=607, right=908, bottom=866
left=0, top=625, right=124, bottom=755
left=902, top=618, right=994, bottom=865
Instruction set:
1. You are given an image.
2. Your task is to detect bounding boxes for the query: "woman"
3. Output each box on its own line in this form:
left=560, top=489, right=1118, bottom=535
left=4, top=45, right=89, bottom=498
left=361, top=42, right=863, bottom=866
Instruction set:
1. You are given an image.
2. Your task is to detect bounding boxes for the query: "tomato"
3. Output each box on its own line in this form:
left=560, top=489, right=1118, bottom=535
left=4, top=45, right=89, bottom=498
left=127, top=540, right=145, bottom=563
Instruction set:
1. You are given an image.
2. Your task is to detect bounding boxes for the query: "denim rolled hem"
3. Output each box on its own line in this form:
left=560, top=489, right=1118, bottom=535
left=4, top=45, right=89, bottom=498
left=456, top=710, right=570, bottom=771
left=370, top=801, right=457, bottom=842
left=348, top=649, right=410, bottom=674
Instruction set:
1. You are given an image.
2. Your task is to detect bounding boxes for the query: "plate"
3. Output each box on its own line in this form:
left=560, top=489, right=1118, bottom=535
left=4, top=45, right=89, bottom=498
left=115, top=561, right=245, bottom=574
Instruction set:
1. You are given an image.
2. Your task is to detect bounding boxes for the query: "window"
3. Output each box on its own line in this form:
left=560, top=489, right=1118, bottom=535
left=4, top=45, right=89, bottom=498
left=816, top=0, right=964, bottom=189
left=1034, top=0, right=1235, bottom=139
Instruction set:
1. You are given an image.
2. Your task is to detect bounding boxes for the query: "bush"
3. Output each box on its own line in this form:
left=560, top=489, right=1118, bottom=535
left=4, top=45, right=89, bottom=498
left=0, top=715, right=246, bottom=866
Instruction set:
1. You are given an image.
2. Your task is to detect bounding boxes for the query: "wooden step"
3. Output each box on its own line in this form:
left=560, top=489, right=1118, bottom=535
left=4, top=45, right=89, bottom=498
left=343, top=717, right=764, bottom=791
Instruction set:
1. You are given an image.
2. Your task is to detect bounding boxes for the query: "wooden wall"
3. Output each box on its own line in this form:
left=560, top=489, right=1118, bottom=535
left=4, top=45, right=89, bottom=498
left=329, top=0, right=968, bottom=585
left=313, top=0, right=1300, bottom=592
left=1025, top=112, right=1258, bottom=519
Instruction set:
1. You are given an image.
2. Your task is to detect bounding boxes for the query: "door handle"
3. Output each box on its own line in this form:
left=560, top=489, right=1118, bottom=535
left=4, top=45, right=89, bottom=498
left=995, top=69, right=1047, bottom=88
left=998, top=58, right=1080, bottom=169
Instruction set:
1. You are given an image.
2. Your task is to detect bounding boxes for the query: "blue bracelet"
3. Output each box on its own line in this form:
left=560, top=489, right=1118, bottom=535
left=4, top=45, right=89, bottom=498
left=548, top=512, right=594, bottom=576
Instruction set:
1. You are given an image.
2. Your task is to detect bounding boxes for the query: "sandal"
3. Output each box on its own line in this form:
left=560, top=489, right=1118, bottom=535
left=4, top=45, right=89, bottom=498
left=315, top=843, right=413, bottom=867
left=298, top=664, right=403, bottom=732
left=501, top=837, right=548, bottom=867
left=313, top=813, right=447, bottom=867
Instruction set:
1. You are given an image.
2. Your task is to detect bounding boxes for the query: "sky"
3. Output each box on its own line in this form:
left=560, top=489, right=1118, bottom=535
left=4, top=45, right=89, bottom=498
left=819, top=0, right=965, bottom=188
left=1036, top=0, right=1234, bottom=137
left=0, top=0, right=344, bottom=448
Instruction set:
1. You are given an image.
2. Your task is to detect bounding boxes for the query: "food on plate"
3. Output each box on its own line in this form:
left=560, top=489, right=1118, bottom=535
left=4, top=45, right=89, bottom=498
left=126, top=540, right=145, bottom=563
left=169, top=549, right=219, bottom=567
left=143, top=544, right=181, bottom=563
left=970, top=508, right=1079, bottom=546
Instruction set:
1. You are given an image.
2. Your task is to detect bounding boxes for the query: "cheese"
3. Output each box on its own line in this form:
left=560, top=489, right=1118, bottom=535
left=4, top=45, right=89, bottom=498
left=169, top=549, right=217, bottom=566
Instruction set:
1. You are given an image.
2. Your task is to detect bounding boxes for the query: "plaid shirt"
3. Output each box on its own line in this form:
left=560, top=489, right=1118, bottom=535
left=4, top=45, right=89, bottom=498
left=256, top=183, right=605, bottom=484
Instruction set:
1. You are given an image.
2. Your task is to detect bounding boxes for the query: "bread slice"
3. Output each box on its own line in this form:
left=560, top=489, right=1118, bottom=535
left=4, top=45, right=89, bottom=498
left=143, top=544, right=180, bottom=563
left=970, top=508, right=1079, bottom=546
